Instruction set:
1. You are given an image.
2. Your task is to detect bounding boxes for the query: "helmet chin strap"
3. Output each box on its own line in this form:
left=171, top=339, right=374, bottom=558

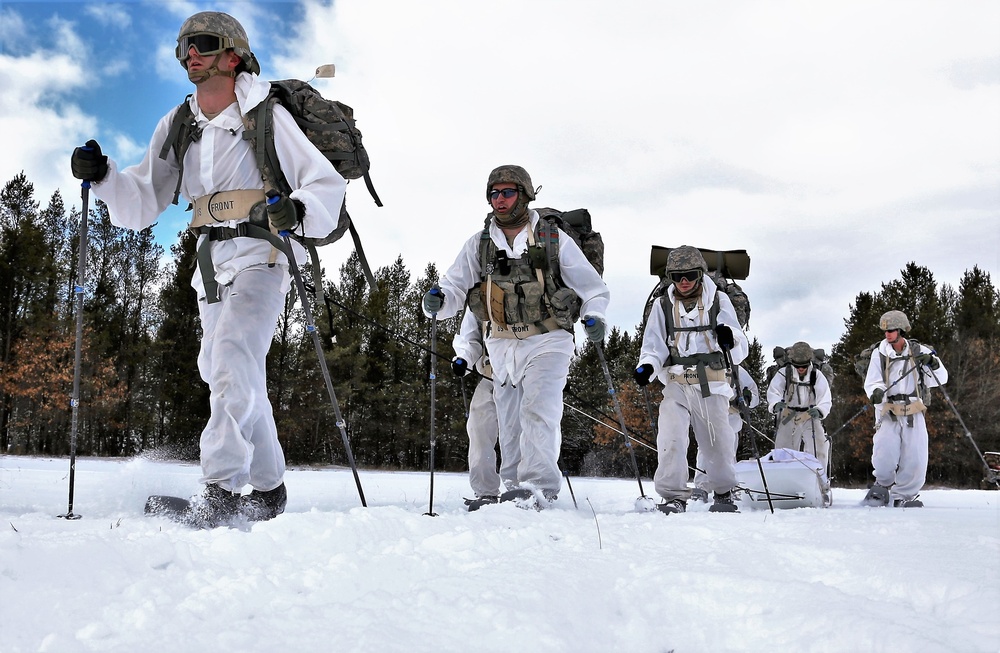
left=187, top=52, right=237, bottom=84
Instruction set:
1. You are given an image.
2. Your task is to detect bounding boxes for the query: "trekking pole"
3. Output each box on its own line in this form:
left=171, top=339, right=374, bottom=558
left=745, top=421, right=776, bottom=446
left=562, top=403, right=657, bottom=452
left=826, top=404, right=869, bottom=440
left=641, top=385, right=658, bottom=438
left=425, top=287, right=442, bottom=516
left=270, top=195, right=366, bottom=507
left=723, top=345, right=773, bottom=513
left=588, top=325, right=655, bottom=510
left=459, top=374, right=469, bottom=420
left=562, top=470, right=579, bottom=509
left=563, top=400, right=711, bottom=476
left=923, top=364, right=999, bottom=486
left=59, top=180, right=91, bottom=521
left=809, top=409, right=819, bottom=462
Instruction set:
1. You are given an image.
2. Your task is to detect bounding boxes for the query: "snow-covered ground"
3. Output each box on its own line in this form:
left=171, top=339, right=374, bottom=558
left=1, top=455, right=997, bottom=653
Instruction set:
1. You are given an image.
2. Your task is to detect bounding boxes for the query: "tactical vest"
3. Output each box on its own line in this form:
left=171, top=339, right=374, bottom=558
left=466, top=219, right=581, bottom=338
left=781, top=365, right=820, bottom=403
left=658, top=292, right=727, bottom=398
left=878, top=341, right=932, bottom=425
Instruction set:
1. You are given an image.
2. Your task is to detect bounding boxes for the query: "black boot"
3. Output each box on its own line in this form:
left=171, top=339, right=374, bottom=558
left=656, top=498, right=687, bottom=515
left=190, top=483, right=241, bottom=528
left=862, top=483, right=891, bottom=507
left=708, top=490, right=739, bottom=513
left=240, top=483, right=287, bottom=522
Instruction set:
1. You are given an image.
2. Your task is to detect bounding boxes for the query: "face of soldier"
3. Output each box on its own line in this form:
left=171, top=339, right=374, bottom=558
left=670, top=269, right=702, bottom=297
left=489, top=183, right=519, bottom=216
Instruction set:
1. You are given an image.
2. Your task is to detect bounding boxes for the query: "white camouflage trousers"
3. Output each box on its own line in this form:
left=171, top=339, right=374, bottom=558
left=654, top=382, right=738, bottom=500
left=871, top=411, right=929, bottom=500
left=197, top=265, right=287, bottom=493
left=467, top=377, right=503, bottom=497
left=492, top=351, right=569, bottom=495
left=694, top=411, right=742, bottom=491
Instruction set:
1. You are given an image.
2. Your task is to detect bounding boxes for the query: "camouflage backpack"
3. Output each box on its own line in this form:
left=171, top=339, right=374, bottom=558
left=159, top=78, right=381, bottom=284
left=533, top=207, right=604, bottom=277
left=640, top=246, right=751, bottom=339
left=765, top=343, right=836, bottom=390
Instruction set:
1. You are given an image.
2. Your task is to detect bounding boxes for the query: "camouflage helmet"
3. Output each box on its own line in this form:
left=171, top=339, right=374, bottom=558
left=879, top=310, right=911, bottom=332
left=665, top=245, right=708, bottom=274
left=176, top=12, right=260, bottom=75
left=486, top=165, right=536, bottom=202
left=788, top=341, right=814, bottom=366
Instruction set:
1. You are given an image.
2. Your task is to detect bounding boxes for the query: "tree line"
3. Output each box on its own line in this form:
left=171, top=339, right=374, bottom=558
left=2, top=172, right=997, bottom=488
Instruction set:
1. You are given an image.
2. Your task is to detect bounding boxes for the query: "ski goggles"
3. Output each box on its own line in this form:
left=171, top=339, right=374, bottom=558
left=175, top=32, right=244, bottom=61
left=669, top=269, right=703, bottom=284
left=489, top=188, right=519, bottom=200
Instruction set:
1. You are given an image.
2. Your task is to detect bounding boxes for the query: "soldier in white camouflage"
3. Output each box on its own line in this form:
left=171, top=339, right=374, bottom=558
left=767, top=340, right=833, bottom=470
left=634, top=246, right=749, bottom=515
left=422, top=165, right=610, bottom=508
left=862, top=310, right=948, bottom=507
left=71, top=11, right=348, bottom=526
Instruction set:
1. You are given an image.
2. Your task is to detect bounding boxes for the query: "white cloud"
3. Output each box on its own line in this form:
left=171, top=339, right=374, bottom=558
left=4, top=0, right=998, bottom=357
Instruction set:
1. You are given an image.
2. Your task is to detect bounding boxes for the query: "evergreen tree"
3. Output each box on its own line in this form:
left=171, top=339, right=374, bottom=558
left=148, top=231, right=206, bottom=458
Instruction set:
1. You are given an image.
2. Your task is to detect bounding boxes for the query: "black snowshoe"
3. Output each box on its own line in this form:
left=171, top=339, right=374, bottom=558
left=656, top=499, right=687, bottom=515
left=708, top=490, right=739, bottom=513
left=862, top=483, right=891, bottom=507
left=145, top=483, right=241, bottom=528
left=464, top=495, right=500, bottom=512
left=499, top=487, right=556, bottom=511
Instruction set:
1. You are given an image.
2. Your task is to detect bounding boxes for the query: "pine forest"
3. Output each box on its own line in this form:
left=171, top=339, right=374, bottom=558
left=2, top=173, right=998, bottom=488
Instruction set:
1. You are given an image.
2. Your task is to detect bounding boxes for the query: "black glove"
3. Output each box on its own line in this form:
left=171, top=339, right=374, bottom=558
left=915, top=353, right=940, bottom=370
left=715, top=324, right=734, bottom=350
left=452, top=357, right=469, bottom=377
left=634, top=364, right=653, bottom=387
left=70, top=139, right=109, bottom=183
left=423, top=287, right=444, bottom=314
left=807, top=407, right=823, bottom=420
left=583, top=315, right=606, bottom=343
left=772, top=401, right=786, bottom=414
left=265, top=192, right=302, bottom=232
left=870, top=388, right=885, bottom=404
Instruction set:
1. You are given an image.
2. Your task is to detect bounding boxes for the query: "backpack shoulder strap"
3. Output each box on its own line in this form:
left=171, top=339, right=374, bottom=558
left=478, top=226, right=493, bottom=280
left=241, top=91, right=291, bottom=197
left=536, top=217, right=561, bottom=282
left=158, top=96, right=199, bottom=206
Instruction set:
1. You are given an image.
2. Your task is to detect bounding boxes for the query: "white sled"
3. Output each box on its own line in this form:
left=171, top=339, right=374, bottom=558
left=735, top=448, right=831, bottom=510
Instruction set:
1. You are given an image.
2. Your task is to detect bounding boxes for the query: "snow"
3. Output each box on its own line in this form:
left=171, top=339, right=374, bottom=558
left=1, top=455, right=998, bottom=653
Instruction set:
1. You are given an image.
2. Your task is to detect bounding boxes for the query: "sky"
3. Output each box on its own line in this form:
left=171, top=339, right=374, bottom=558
left=1, top=455, right=998, bottom=652
left=1, top=0, right=998, bottom=359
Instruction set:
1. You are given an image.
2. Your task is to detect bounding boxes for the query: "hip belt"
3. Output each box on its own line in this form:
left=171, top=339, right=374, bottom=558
left=884, top=399, right=926, bottom=417
left=190, top=189, right=266, bottom=227
left=668, top=367, right=729, bottom=385
left=490, top=316, right=562, bottom=340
